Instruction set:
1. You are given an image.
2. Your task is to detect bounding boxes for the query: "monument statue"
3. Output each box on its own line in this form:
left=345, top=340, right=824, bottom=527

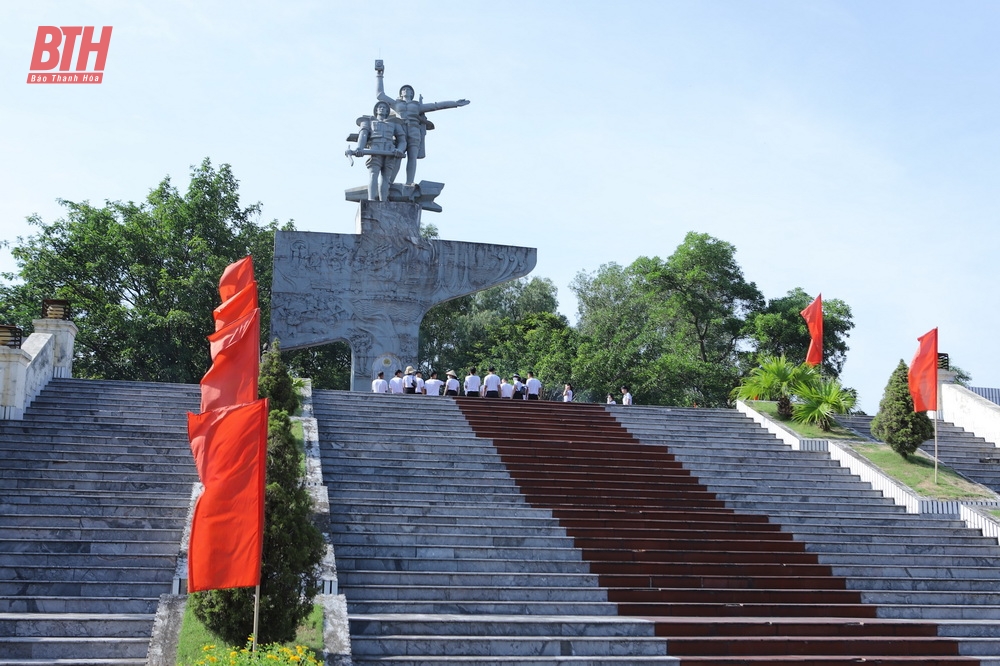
left=272, top=60, right=535, bottom=391
left=375, top=60, right=470, bottom=186
left=271, top=202, right=536, bottom=391
left=348, top=101, right=407, bottom=202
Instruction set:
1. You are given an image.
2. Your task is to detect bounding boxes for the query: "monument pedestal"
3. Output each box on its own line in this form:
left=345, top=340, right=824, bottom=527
left=270, top=201, right=536, bottom=391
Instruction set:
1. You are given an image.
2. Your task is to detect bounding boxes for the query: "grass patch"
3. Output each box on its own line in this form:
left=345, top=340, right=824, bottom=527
left=291, top=418, right=306, bottom=476
left=747, top=401, right=860, bottom=441
left=175, top=601, right=324, bottom=665
left=852, top=443, right=996, bottom=500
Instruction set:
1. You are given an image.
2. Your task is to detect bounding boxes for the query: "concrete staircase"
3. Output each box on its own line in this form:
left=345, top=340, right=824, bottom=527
left=0, top=378, right=199, bottom=665
left=608, top=404, right=1000, bottom=662
left=314, top=392, right=679, bottom=665
left=315, top=391, right=1000, bottom=664
left=841, top=413, right=1000, bottom=492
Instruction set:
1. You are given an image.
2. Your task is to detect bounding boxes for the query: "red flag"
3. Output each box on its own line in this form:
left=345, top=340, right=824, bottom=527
left=187, top=399, right=268, bottom=592
left=909, top=327, right=938, bottom=412
left=219, top=256, right=254, bottom=303
left=200, top=308, right=260, bottom=412
left=213, top=281, right=258, bottom=332
left=800, top=294, right=823, bottom=367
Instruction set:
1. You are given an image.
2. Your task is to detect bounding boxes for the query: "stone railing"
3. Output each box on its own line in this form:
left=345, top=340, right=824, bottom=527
left=0, top=319, right=78, bottom=420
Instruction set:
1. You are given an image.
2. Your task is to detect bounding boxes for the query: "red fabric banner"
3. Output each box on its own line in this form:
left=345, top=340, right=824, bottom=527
left=213, top=281, right=258, bottom=332
left=187, top=398, right=268, bottom=592
left=219, top=256, right=255, bottom=303
left=909, top=327, right=938, bottom=412
left=800, top=294, right=823, bottom=367
left=200, top=308, right=260, bottom=413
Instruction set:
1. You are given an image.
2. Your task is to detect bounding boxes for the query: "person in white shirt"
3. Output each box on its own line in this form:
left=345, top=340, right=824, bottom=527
left=402, top=366, right=418, bottom=394
left=563, top=383, right=574, bottom=402
left=464, top=367, right=481, bottom=397
left=444, top=370, right=460, bottom=396
left=423, top=371, right=445, bottom=396
left=499, top=377, right=515, bottom=399
left=482, top=367, right=501, bottom=398
left=511, top=374, right=524, bottom=400
left=620, top=385, right=633, bottom=405
left=606, top=393, right=616, bottom=404
left=414, top=370, right=425, bottom=395
left=389, top=369, right=405, bottom=394
left=525, top=371, right=542, bottom=400
left=371, top=371, right=388, bottom=394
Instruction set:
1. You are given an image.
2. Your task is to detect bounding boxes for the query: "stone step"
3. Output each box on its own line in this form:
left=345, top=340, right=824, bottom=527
left=0, top=597, right=160, bottom=614
left=335, top=557, right=592, bottom=574
left=346, top=600, right=621, bottom=616
left=0, top=635, right=151, bottom=659
left=342, top=585, right=609, bottom=603
left=0, top=581, right=170, bottom=597
left=351, top=634, right=669, bottom=658
left=0, top=613, right=154, bottom=637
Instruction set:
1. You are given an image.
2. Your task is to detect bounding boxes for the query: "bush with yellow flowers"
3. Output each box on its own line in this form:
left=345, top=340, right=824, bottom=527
left=189, top=640, right=321, bottom=666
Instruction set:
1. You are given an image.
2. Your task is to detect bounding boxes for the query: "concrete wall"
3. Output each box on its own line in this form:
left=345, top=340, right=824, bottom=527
left=941, top=383, right=1000, bottom=448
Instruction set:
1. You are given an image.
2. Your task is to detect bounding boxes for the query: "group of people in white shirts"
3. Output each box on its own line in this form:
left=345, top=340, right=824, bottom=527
left=372, top=366, right=545, bottom=399
left=372, top=366, right=635, bottom=405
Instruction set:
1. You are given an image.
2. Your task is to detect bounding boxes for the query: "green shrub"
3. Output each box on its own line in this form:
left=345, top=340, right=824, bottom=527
left=190, top=406, right=325, bottom=645
left=259, top=339, right=299, bottom=414
left=870, top=360, right=934, bottom=459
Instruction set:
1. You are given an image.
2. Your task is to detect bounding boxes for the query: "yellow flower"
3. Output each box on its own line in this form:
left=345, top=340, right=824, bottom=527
left=290, top=657, right=300, bottom=663
left=208, top=657, right=218, bottom=663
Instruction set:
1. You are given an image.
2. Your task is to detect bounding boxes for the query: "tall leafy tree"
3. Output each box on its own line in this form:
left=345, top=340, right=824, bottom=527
left=571, top=233, right=764, bottom=407
left=0, top=159, right=283, bottom=384
left=750, top=288, right=854, bottom=377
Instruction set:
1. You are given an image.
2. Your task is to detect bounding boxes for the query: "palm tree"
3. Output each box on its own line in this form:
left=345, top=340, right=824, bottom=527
left=731, top=355, right=818, bottom=418
left=792, top=377, right=857, bottom=431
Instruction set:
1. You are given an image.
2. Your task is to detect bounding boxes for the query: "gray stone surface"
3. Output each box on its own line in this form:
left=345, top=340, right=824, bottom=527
left=271, top=201, right=535, bottom=391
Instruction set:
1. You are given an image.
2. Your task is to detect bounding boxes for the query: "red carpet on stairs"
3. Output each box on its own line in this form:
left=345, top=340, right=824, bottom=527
left=455, top=398, right=979, bottom=665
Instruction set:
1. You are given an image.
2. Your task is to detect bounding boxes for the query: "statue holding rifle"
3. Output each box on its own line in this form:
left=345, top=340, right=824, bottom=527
left=348, top=100, right=407, bottom=202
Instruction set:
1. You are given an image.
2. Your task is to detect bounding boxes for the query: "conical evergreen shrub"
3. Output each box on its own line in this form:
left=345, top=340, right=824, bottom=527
left=870, top=359, right=935, bottom=459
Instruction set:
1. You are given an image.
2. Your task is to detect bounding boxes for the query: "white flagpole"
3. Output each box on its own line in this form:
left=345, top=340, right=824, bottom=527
left=252, top=583, right=261, bottom=652
left=933, top=410, right=939, bottom=485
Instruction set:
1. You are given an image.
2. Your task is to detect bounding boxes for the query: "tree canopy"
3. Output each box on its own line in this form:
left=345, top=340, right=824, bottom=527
left=0, top=159, right=281, bottom=383
left=750, top=287, right=854, bottom=377
left=1, top=167, right=857, bottom=404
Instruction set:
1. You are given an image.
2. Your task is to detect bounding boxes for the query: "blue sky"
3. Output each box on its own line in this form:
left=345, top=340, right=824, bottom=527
left=2, top=1, right=999, bottom=412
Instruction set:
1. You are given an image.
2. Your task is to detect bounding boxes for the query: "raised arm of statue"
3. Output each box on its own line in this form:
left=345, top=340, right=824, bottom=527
left=420, top=99, right=471, bottom=113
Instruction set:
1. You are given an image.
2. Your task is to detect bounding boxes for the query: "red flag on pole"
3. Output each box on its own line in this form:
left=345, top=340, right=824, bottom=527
left=187, top=398, right=268, bottom=592
left=909, top=327, right=938, bottom=412
left=800, top=294, right=823, bottom=367
left=214, top=281, right=258, bottom=331
left=219, top=256, right=255, bottom=303
left=200, top=308, right=260, bottom=412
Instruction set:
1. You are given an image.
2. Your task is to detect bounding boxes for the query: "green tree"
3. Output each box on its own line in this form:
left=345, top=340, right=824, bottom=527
left=571, top=234, right=764, bottom=407
left=730, top=355, right=818, bottom=419
left=0, top=159, right=282, bottom=383
left=190, top=407, right=324, bottom=644
left=870, top=360, right=935, bottom=458
left=259, top=339, right=300, bottom=414
left=750, top=288, right=854, bottom=377
left=418, top=276, right=562, bottom=378
left=792, top=376, right=856, bottom=431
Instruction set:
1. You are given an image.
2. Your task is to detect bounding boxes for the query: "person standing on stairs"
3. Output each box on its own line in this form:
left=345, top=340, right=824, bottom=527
left=444, top=370, right=460, bottom=396
left=620, top=385, right=633, bottom=405
left=525, top=371, right=542, bottom=400
left=423, top=371, right=444, bottom=396
left=483, top=367, right=501, bottom=398
left=372, top=371, right=389, bottom=393
left=464, top=367, right=481, bottom=397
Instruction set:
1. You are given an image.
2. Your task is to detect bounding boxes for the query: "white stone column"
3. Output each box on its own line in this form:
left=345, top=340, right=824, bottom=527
left=31, top=318, right=79, bottom=378
left=0, top=346, right=31, bottom=420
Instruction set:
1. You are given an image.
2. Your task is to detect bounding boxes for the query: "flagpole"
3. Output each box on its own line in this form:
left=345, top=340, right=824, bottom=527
left=252, top=583, right=261, bottom=652
left=933, top=408, right=939, bottom=485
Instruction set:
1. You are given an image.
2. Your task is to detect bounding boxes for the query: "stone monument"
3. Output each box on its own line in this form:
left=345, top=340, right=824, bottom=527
left=271, top=62, right=536, bottom=391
